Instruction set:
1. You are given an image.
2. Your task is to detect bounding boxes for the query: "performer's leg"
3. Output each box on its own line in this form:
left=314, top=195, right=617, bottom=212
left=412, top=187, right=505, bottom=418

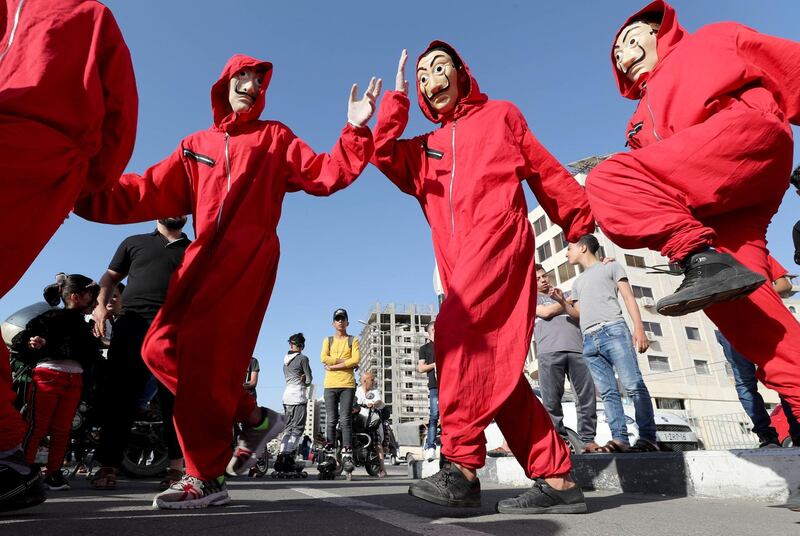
left=703, top=212, right=800, bottom=425
left=494, top=374, right=571, bottom=479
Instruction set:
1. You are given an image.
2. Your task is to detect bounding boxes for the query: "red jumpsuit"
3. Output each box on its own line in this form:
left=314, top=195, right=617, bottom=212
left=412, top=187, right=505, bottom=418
left=0, top=0, right=137, bottom=451
left=74, top=55, right=374, bottom=480
left=372, top=42, right=594, bottom=475
left=586, top=1, right=800, bottom=419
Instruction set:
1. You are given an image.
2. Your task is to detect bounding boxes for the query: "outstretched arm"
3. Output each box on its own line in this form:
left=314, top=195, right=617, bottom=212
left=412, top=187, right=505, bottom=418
left=508, top=107, right=595, bottom=241
left=371, top=50, right=426, bottom=197
left=284, top=79, right=379, bottom=196
left=74, top=145, right=194, bottom=224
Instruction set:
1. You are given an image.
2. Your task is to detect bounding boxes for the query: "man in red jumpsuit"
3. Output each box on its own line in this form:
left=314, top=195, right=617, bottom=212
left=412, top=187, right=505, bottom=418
left=0, top=0, right=137, bottom=512
left=74, top=55, right=379, bottom=509
left=372, top=43, right=594, bottom=514
left=586, top=1, right=800, bottom=423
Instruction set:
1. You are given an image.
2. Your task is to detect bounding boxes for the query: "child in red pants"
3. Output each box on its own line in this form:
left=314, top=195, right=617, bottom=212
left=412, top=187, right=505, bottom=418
left=11, top=274, right=102, bottom=491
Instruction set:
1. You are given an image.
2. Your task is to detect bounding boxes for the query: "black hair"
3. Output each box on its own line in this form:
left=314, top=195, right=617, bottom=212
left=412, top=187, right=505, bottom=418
left=426, top=321, right=435, bottom=332
left=43, top=273, right=99, bottom=307
left=633, top=11, right=663, bottom=28
left=576, top=234, right=601, bottom=255
left=421, top=45, right=463, bottom=70
left=790, top=165, right=800, bottom=190
left=535, top=263, right=545, bottom=272
left=289, top=332, right=306, bottom=349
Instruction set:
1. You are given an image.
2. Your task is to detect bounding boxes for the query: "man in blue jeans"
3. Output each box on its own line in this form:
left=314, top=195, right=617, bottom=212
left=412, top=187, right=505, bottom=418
left=551, top=234, right=659, bottom=452
left=418, top=321, right=438, bottom=461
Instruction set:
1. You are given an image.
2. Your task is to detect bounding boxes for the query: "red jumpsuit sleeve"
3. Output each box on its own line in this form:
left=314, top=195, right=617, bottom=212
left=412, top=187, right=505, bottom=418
left=73, top=145, right=194, bottom=224
left=83, top=8, right=138, bottom=195
left=508, top=108, right=595, bottom=241
left=736, top=25, right=800, bottom=125
left=283, top=123, right=374, bottom=196
left=370, top=91, right=426, bottom=197
left=766, top=255, right=789, bottom=281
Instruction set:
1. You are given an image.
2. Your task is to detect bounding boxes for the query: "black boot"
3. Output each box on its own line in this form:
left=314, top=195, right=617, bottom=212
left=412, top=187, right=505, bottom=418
left=656, top=250, right=765, bottom=316
left=408, top=462, right=481, bottom=507
left=757, top=431, right=781, bottom=448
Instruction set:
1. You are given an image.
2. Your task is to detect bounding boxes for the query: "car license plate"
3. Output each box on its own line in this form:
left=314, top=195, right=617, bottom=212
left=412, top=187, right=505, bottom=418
left=658, top=432, right=692, bottom=442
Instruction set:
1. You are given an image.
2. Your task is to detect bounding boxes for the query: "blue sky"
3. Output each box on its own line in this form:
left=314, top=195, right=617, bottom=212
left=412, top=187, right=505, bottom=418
left=5, top=0, right=798, bottom=409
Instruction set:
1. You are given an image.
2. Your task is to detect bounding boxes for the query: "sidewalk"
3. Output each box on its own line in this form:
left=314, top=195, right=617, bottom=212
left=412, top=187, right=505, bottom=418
left=411, top=448, right=800, bottom=503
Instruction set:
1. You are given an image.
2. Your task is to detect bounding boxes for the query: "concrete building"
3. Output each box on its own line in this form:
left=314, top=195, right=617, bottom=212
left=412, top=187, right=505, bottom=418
left=356, top=303, right=437, bottom=424
left=528, top=156, right=800, bottom=419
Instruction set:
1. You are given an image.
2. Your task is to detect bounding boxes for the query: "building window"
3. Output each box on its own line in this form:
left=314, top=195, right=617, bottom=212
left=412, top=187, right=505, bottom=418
left=557, top=262, right=576, bottom=283
left=404, top=348, right=412, bottom=354
left=405, top=407, right=414, bottom=413
left=404, top=382, right=413, bottom=389
left=404, top=337, right=412, bottom=342
left=655, top=398, right=685, bottom=410
left=403, top=359, right=412, bottom=365
left=597, top=246, right=606, bottom=260
left=552, top=232, right=567, bottom=252
left=536, top=242, right=552, bottom=263
left=404, top=394, right=413, bottom=401
left=790, top=306, right=796, bottom=313
left=724, top=361, right=734, bottom=377
left=632, top=285, right=654, bottom=298
left=685, top=327, right=701, bottom=341
left=624, top=254, right=646, bottom=268
left=404, top=371, right=413, bottom=377
left=642, top=321, right=663, bottom=336
left=648, top=355, right=671, bottom=373
left=532, top=215, right=547, bottom=236
left=694, top=360, right=710, bottom=375
left=544, top=269, right=556, bottom=287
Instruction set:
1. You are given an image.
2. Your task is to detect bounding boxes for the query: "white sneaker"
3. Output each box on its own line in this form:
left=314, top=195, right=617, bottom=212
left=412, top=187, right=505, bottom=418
left=226, top=407, right=285, bottom=476
left=152, top=475, right=230, bottom=510
left=425, top=448, right=436, bottom=462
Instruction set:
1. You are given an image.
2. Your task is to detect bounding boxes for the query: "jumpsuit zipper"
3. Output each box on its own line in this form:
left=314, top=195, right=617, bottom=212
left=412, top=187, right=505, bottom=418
left=449, top=122, right=457, bottom=236
left=0, top=0, right=26, bottom=64
left=642, top=83, right=662, bottom=142
left=217, top=132, right=231, bottom=228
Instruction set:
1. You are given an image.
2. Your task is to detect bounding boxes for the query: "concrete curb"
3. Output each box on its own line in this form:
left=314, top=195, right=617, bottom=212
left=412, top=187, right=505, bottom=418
left=409, top=448, right=800, bottom=502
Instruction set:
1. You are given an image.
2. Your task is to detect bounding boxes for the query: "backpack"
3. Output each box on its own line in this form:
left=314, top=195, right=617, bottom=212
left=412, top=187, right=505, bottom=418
left=327, top=335, right=354, bottom=352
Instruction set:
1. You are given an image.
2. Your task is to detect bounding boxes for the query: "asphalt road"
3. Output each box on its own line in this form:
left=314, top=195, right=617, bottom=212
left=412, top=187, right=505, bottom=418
left=2, top=465, right=798, bottom=536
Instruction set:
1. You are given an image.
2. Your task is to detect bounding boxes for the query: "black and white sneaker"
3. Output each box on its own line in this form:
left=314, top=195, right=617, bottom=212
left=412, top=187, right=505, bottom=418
left=0, top=449, right=46, bottom=512
left=496, top=478, right=588, bottom=514
left=43, top=471, right=70, bottom=491
left=408, top=462, right=481, bottom=507
left=226, top=407, right=285, bottom=476
left=656, top=250, right=765, bottom=316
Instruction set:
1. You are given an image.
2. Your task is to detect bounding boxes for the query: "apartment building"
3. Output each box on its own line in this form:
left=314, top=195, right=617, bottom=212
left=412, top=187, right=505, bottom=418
left=356, top=303, right=437, bottom=424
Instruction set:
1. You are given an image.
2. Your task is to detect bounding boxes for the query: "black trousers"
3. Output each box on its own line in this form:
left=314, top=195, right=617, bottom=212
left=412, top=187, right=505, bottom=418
left=324, top=387, right=354, bottom=448
left=94, top=312, right=182, bottom=467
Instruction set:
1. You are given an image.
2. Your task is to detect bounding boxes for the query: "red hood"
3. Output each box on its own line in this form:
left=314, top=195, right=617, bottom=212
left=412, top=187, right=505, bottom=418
left=612, top=0, right=686, bottom=99
left=211, top=54, right=273, bottom=131
left=415, top=41, right=488, bottom=124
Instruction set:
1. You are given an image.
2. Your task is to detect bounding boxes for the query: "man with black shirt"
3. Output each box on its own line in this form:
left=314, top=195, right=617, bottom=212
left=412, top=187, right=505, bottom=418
left=417, top=321, right=438, bottom=462
left=90, top=217, right=190, bottom=491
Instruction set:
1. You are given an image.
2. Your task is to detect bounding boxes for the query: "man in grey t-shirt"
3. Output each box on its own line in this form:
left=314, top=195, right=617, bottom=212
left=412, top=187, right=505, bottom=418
left=535, top=265, right=597, bottom=452
left=550, top=234, right=659, bottom=453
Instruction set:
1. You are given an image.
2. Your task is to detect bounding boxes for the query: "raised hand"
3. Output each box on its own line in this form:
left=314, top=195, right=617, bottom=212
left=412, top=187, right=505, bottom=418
left=347, top=77, right=382, bottom=127
left=396, top=49, right=408, bottom=94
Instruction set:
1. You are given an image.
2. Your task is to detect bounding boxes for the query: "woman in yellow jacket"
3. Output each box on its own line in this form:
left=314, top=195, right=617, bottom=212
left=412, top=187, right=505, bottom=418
left=321, top=308, right=360, bottom=470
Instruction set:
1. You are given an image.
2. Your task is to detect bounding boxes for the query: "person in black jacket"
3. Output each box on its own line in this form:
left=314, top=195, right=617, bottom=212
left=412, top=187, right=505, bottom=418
left=11, top=274, right=102, bottom=491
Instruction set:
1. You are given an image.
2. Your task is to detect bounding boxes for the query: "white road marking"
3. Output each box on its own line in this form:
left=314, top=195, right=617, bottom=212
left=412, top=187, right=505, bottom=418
left=291, top=487, right=494, bottom=536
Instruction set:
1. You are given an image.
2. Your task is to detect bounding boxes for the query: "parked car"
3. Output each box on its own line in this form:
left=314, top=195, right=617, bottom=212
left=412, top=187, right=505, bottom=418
left=393, top=419, right=427, bottom=465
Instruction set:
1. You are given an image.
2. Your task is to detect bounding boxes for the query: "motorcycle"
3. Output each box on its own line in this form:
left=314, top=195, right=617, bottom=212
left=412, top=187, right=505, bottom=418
left=317, top=405, right=385, bottom=480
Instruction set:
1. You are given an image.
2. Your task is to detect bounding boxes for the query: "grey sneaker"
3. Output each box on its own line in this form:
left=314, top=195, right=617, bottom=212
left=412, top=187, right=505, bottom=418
left=408, top=462, right=481, bottom=507
left=152, top=475, right=230, bottom=510
left=496, top=478, right=588, bottom=514
left=226, top=407, right=285, bottom=476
